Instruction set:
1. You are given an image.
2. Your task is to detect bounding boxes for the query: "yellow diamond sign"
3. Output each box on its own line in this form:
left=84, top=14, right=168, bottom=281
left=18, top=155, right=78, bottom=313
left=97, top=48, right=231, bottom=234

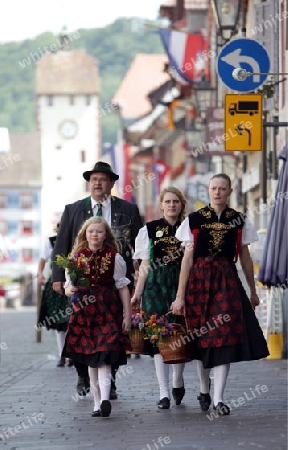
left=224, top=94, right=263, bottom=151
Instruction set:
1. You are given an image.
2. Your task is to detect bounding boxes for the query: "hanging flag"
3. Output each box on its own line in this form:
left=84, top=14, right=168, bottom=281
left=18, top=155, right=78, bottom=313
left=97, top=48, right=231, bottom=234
left=159, top=29, right=209, bottom=84
left=151, top=159, right=170, bottom=197
left=111, top=141, right=132, bottom=201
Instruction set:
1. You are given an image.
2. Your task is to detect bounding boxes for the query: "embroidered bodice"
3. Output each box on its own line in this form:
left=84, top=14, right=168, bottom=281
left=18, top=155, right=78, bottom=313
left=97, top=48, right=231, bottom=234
left=77, top=246, right=116, bottom=286
left=147, top=218, right=183, bottom=265
left=188, top=206, right=245, bottom=260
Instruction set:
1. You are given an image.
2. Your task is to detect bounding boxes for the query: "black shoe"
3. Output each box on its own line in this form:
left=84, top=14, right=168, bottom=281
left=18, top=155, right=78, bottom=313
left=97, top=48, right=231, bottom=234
left=197, top=393, right=211, bottom=411
left=56, top=357, right=65, bottom=367
left=172, top=386, right=185, bottom=405
left=67, top=359, right=74, bottom=367
left=76, top=376, right=90, bottom=396
left=213, top=402, right=230, bottom=416
left=109, top=387, right=118, bottom=400
left=91, top=409, right=101, bottom=417
left=157, top=397, right=170, bottom=409
left=134, top=354, right=140, bottom=359
left=100, top=400, right=111, bottom=417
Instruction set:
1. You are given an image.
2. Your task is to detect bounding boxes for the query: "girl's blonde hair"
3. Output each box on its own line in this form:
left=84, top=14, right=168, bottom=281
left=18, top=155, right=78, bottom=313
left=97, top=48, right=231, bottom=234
left=71, top=217, right=119, bottom=254
left=159, top=186, right=187, bottom=223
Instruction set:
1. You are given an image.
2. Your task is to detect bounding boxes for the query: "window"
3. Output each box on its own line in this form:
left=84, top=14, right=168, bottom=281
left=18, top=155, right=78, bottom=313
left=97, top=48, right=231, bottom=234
left=0, top=220, right=6, bottom=234
left=22, top=248, right=33, bottom=262
left=20, top=193, right=33, bottom=209
left=33, top=193, right=39, bottom=207
left=86, top=95, right=91, bottom=106
left=21, top=220, right=33, bottom=235
left=7, top=221, right=18, bottom=234
left=7, top=192, right=19, bottom=208
left=47, top=95, right=53, bottom=106
left=69, top=95, right=74, bottom=105
left=80, top=150, right=86, bottom=163
left=0, top=193, right=7, bottom=208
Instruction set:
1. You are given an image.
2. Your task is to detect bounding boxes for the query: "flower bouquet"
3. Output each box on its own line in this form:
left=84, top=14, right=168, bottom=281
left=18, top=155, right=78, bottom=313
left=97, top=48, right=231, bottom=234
left=144, top=314, right=176, bottom=345
left=128, top=310, right=146, bottom=354
left=55, top=253, right=90, bottom=303
left=146, top=314, right=194, bottom=364
left=131, top=310, right=145, bottom=330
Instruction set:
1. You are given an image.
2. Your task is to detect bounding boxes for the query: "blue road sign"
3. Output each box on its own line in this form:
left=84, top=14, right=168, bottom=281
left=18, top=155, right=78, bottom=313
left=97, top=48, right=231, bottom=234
left=217, top=38, right=270, bottom=93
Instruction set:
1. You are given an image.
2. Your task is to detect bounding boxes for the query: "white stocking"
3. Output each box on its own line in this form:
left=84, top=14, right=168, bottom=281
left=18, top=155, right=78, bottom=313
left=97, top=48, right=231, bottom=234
left=55, top=330, right=66, bottom=357
left=213, top=364, right=230, bottom=405
left=154, top=353, right=170, bottom=399
left=98, top=364, right=111, bottom=401
left=197, top=360, right=211, bottom=394
left=172, top=363, right=185, bottom=388
left=88, top=366, right=101, bottom=411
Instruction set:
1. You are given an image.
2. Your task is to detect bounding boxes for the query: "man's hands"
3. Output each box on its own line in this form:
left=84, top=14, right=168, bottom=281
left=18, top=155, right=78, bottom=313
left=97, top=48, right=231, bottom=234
left=52, top=281, right=65, bottom=295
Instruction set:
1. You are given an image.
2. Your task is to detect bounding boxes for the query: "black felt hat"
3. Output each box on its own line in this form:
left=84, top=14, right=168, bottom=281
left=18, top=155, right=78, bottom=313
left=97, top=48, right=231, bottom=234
left=83, top=161, right=119, bottom=181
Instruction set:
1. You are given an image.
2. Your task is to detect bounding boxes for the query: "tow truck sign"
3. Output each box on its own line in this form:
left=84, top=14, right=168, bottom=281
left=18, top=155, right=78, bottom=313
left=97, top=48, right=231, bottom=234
left=224, top=94, right=263, bottom=151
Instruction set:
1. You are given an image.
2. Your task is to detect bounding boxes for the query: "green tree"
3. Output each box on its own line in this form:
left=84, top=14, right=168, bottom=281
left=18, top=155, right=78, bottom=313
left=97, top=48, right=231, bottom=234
left=0, top=18, right=164, bottom=143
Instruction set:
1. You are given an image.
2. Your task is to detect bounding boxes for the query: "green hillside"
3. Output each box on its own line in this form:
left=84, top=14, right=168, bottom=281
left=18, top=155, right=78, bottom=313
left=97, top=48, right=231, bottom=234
left=0, top=18, right=163, bottom=144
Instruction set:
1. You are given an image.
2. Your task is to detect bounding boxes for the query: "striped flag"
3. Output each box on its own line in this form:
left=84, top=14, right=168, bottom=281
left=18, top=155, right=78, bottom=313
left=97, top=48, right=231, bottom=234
left=159, top=29, right=209, bottom=84
left=151, top=159, right=170, bottom=197
left=110, top=141, right=132, bottom=201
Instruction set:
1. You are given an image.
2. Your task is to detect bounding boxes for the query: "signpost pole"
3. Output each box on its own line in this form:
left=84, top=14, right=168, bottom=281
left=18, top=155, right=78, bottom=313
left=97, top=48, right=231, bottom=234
left=260, top=111, right=268, bottom=229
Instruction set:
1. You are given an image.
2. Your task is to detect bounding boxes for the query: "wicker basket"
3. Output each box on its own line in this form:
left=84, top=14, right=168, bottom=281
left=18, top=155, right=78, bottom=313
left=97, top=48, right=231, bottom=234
left=158, top=324, right=195, bottom=364
left=127, top=328, right=146, bottom=355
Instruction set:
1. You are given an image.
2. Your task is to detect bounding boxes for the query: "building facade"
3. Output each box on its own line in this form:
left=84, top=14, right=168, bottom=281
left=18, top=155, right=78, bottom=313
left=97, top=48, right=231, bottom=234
left=0, top=132, right=41, bottom=272
left=36, top=40, right=100, bottom=237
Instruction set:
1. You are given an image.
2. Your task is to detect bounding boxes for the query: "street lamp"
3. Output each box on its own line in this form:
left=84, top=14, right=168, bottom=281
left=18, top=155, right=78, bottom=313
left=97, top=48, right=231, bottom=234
left=211, top=0, right=241, bottom=42
left=193, top=77, right=217, bottom=127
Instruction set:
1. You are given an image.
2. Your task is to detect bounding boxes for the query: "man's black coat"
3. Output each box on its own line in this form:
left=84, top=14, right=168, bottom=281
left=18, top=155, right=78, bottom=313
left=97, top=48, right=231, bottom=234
left=52, top=195, right=143, bottom=284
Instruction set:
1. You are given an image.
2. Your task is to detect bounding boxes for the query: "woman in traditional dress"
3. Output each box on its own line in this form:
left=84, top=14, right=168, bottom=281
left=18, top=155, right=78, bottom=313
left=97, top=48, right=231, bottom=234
left=172, top=173, right=269, bottom=416
left=62, top=217, right=131, bottom=418
left=37, top=224, right=71, bottom=367
left=131, top=187, right=187, bottom=410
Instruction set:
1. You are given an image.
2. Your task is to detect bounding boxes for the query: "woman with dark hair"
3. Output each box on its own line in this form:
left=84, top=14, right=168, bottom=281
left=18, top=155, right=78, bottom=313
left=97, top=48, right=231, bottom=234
left=132, top=187, right=187, bottom=409
left=172, top=174, right=269, bottom=416
left=62, top=217, right=131, bottom=418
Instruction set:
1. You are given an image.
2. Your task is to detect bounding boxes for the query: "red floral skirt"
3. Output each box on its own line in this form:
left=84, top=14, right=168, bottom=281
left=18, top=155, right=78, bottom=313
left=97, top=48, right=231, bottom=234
left=185, top=257, right=269, bottom=367
left=62, top=285, right=131, bottom=367
left=186, top=257, right=244, bottom=348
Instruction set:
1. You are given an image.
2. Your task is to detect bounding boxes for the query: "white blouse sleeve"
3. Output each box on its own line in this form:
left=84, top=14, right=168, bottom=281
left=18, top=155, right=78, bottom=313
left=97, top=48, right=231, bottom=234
left=175, top=217, right=194, bottom=245
left=40, top=238, right=53, bottom=260
left=242, top=218, right=258, bottom=245
left=114, top=253, right=131, bottom=289
left=64, top=269, right=71, bottom=288
left=133, top=225, right=149, bottom=260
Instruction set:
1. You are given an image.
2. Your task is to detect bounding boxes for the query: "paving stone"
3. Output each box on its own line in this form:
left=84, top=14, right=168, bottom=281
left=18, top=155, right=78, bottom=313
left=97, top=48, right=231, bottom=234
left=0, top=308, right=287, bottom=450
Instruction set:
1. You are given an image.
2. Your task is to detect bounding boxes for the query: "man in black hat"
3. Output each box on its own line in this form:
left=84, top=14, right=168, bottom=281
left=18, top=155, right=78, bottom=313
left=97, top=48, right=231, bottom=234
left=52, top=161, right=143, bottom=398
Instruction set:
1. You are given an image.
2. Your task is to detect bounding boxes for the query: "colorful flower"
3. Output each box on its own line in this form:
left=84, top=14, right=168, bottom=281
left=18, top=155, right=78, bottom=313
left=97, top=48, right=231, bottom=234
left=144, top=313, right=176, bottom=345
left=131, top=310, right=145, bottom=330
left=55, top=253, right=90, bottom=288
